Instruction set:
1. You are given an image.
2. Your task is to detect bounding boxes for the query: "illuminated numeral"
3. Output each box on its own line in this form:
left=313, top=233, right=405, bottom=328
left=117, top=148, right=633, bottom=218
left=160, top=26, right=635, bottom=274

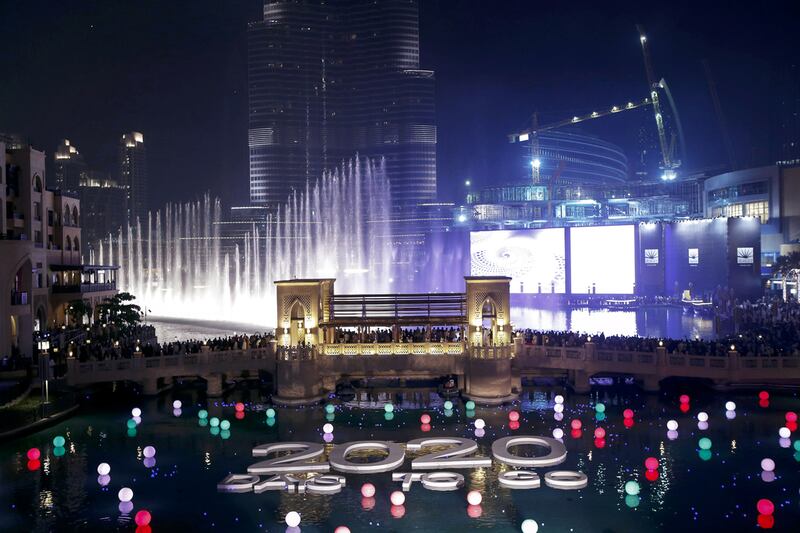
left=544, top=470, right=588, bottom=490
left=328, top=441, right=405, bottom=473
left=248, top=442, right=329, bottom=474
left=491, top=436, right=567, bottom=468
left=406, top=437, right=491, bottom=469
left=217, top=473, right=260, bottom=493
left=498, top=470, right=541, bottom=489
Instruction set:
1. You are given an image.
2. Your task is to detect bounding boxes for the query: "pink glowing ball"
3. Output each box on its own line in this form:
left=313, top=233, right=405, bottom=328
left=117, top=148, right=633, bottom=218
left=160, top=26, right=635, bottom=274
left=334, top=527, right=351, bottom=533
left=623, top=418, right=635, bottom=428
left=645, top=457, right=659, bottom=471
left=679, top=394, right=690, bottom=404
left=390, top=504, right=406, bottom=519
left=570, top=419, right=582, bottom=430
left=645, top=469, right=659, bottom=482
left=786, top=411, right=798, bottom=423
left=594, top=437, right=606, bottom=448
left=361, top=497, right=376, bottom=511
left=759, top=391, right=770, bottom=401
left=509, top=420, right=520, bottom=431
left=467, top=504, right=483, bottom=518
left=467, top=490, right=482, bottom=505
left=26, top=448, right=40, bottom=461
left=361, top=483, right=376, bottom=498
left=509, top=410, right=520, bottom=422
left=235, top=402, right=245, bottom=412
left=134, top=510, right=151, bottom=527
left=420, top=413, right=431, bottom=424
left=390, top=491, right=406, bottom=506
left=757, top=498, right=774, bottom=515
left=623, top=408, right=634, bottom=419
left=593, top=427, right=606, bottom=439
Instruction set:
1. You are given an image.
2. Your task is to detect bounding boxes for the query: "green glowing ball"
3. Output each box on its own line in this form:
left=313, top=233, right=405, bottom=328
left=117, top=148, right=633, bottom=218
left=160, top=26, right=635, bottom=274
left=53, top=446, right=65, bottom=457
left=698, top=437, right=712, bottom=450
left=52, top=436, right=66, bottom=448
left=384, top=403, right=394, bottom=413
left=384, top=412, right=395, bottom=421
left=210, top=417, right=220, bottom=427
left=266, top=408, right=276, bottom=418
left=221, top=430, right=231, bottom=440
left=595, top=412, right=606, bottom=422
left=443, top=400, right=453, bottom=410
left=625, top=494, right=640, bottom=508
left=465, top=401, right=476, bottom=410
left=198, top=409, right=208, bottom=419
left=127, top=428, right=137, bottom=438
left=466, top=409, right=476, bottom=419
left=198, top=418, right=208, bottom=427
left=699, top=449, right=712, bottom=461
left=126, top=419, right=137, bottom=429
left=444, top=409, right=454, bottom=417
left=794, top=451, right=800, bottom=463
left=326, top=413, right=335, bottom=422
left=595, top=403, right=606, bottom=413
left=220, top=420, right=231, bottom=431
left=266, top=417, right=276, bottom=427
left=325, top=404, right=336, bottom=414
left=793, top=439, right=800, bottom=452
left=210, top=426, right=220, bottom=436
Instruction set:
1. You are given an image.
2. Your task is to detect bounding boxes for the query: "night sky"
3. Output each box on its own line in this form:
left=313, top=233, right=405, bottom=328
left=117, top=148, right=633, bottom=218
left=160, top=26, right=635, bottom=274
left=1, top=0, right=796, bottom=207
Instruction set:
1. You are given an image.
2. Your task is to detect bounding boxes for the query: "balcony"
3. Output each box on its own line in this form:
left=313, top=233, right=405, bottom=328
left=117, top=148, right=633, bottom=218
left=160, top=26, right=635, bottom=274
left=51, top=282, right=116, bottom=294
left=10, top=291, right=28, bottom=306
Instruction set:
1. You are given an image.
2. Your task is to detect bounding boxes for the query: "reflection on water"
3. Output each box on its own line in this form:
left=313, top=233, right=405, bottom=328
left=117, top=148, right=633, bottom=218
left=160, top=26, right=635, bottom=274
left=3, top=386, right=798, bottom=531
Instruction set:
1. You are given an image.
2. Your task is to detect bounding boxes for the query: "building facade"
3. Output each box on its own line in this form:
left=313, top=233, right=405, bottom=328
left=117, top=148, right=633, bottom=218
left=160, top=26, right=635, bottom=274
left=53, top=138, right=87, bottom=194
left=247, top=0, right=436, bottom=208
left=79, top=171, right=127, bottom=258
left=119, top=132, right=147, bottom=225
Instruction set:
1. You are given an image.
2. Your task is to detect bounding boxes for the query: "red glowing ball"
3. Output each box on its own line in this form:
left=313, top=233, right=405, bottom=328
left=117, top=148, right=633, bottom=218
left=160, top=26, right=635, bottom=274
left=26, top=448, right=40, bottom=461
left=509, top=420, right=520, bottom=431
left=757, top=498, right=775, bottom=515
left=623, top=409, right=634, bottom=419
left=390, top=504, right=406, bottom=519
left=680, top=403, right=691, bottom=413
left=135, top=527, right=152, bottom=533
left=420, top=413, right=431, bottom=424
left=679, top=394, right=690, bottom=404
left=759, top=399, right=770, bottom=408
left=235, top=402, right=245, bottom=412
left=570, top=419, right=582, bottom=430
left=361, top=497, right=376, bottom=511
left=645, top=469, right=659, bottom=482
left=134, top=510, right=151, bottom=527
left=421, top=423, right=431, bottom=432
left=645, top=457, right=659, bottom=471
left=235, top=411, right=245, bottom=420
left=571, top=428, right=582, bottom=439
left=623, top=418, right=635, bottom=429
left=509, top=410, right=520, bottom=422
left=594, top=437, right=606, bottom=449
left=27, top=459, right=41, bottom=471
left=786, top=411, right=798, bottom=423
left=787, top=420, right=798, bottom=432
left=759, top=391, right=770, bottom=401
left=467, top=504, right=483, bottom=518
left=757, top=514, right=775, bottom=529
left=594, top=427, right=606, bottom=439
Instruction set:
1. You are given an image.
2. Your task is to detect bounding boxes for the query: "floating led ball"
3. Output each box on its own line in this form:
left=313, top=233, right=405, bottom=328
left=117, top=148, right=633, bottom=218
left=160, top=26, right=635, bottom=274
left=625, top=494, right=640, bottom=508
left=235, top=402, right=245, bottom=412
left=554, top=412, right=564, bottom=422
left=420, top=413, right=431, bottom=424
left=135, top=510, right=151, bottom=526
left=266, top=408, right=276, bottom=418
left=786, top=411, right=798, bottom=423
left=779, top=427, right=791, bottom=439
left=53, top=446, right=65, bottom=457
left=384, top=412, right=394, bottom=421
left=594, top=427, right=606, bottom=439
left=667, top=430, right=679, bottom=441
left=509, top=410, right=520, bottom=422
left=474, top=418, right=486, bottom=429
left=173, top=400, right=182, bottom=410
left=552, top=428, right=564, bottom=439
left=794, top=440, right=800, bottom=452
left=384, top=403, right=394, bottom=413
left=325, top=404, right=336, bottom=414
left=209, top=417, right=220, bottom=427
left=570, top=419, right=582, bottom=430
left=118, top=487, right=134, bottom=502
left=623, top=409, right=634, bottom=419
left=390, top=490, right=405, bottom=506
left=725, top=401, right=736, bottom=411
left=266, top=417, right=276, bottom=427
left=52, top=435, right=66, bottom=447
left=697, top=412, right=709, bottom=422
left=757, top=498, right=774, bottom=515
left=465, top=400, right=476, bottom=410
left=645, top=469, right=659, bottom=482
left=698, top=437, right=712, bottom=450
left=131, top=407, right=142, bottom=417
left=474, top=427, right=485, bottom=438
left=667, top=420, right=678, bottom=431
left=594, top=438, right=606, bottom=449
left=761, top=458, right=775, bottom=472
left=444, top=400, right=453, bottom=410
left=623, top=418, right=635, bottom=429
left=27, top=448, right=40, bottom=461
left=758, top=514, right=775, bottom=529
left=143, top=446, right=156, bottom=458
left=285, top=511, right=301, bottom=527
left=467, top=504, right=482, bottom=519
left=467, top=490, right=482, bottom=505
left=595, top=412, right=606, bottom=422
left=595, top=403, right=606, bottom=413
left=391, top=505, right=406, bottom=519
left=521, top=519, right=539, bottom=533
left=361, top=483, right=376, bottom=498
left=645, top=457, right=659, bottom=471
left=680, top=403, right=690, bottom=413
left=334, top=527, right=351, bottom=533
left=27, top=460, right=41, bottom=471
left=198, top=409, right=208, bottom=419
left=679, top=394, right=690, bottom=404
left=97, top=462, right=110, bottom=476
left=323, top=423, right=334, bottom=434
left=509, top=420, right=520, bottom=430
left=323, top=432, right=334, bottom=443
left=759, top=390, right=769, bottom=400
left=97, top=474, right=110, bottom=486
left=554, top=395, right=564, bottom=404
left=624, top=480, right=640, bottom=496
left=553, top=403, right=564, bottom=414
left=220, top=420, right=231, bottom=431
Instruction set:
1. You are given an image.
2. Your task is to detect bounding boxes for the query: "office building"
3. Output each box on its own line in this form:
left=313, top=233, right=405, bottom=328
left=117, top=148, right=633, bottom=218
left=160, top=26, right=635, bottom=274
left=79, top=171, right=127, bottom=255
left=53, top=138, right=88, bottom=194
left=119, top=132, right=147, bottom=225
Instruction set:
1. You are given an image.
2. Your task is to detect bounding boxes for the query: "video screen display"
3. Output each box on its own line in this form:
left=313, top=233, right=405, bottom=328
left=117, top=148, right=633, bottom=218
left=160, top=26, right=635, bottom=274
left=570, top=225, right=635, bottom=294
left=470, top=228, right=566, bottom=294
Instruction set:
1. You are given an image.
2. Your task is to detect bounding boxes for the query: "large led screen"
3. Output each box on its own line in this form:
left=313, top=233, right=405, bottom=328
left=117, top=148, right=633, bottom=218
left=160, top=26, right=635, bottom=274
left=570, top=225, right=635, bottom=294
left=470, top=228, right=566, bottom=294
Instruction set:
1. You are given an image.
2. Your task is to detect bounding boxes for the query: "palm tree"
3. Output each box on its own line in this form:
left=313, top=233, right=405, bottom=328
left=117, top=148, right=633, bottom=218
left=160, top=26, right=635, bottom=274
left=772, top=251, right=800, bottom=301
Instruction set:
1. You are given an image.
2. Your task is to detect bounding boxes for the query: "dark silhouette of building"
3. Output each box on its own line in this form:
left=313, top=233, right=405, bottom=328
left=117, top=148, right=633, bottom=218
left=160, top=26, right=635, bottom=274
left=79, top=171, right=126, bottom=256
left=119, top=132, right=147, bottom=225
left=772, top=63, right=800, bottom=167
left=53, top=139, right=87, bottom=194
left=247, top=0, right=436, bottom=208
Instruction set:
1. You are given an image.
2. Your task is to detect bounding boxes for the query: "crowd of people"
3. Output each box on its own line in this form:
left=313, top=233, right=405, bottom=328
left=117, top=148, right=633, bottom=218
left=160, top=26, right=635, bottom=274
left=333, top=326, right=463, bottom=344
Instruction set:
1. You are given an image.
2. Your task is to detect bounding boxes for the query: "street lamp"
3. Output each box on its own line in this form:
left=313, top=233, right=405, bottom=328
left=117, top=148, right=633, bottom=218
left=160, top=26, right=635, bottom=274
left=37, top=339, right=51, bottom=404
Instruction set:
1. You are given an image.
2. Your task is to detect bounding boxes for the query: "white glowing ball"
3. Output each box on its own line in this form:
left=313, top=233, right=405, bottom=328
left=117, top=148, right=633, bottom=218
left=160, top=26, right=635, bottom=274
left=131, top=407, right=141, bottom=418
left=554, top=403, right=564, bottom=413
left=474, top=418, right=486, bottom=430
left=390, top=490, right=405, bottom=506
left=761, top=458, right=775, bottom=472
left=725, top=401, right=736, bottom=411
left=697, top=421, right=709, bottom=431
left=552, top=428, right=564, bottom=439
left=118, top=487, right=133, bottom=502
left=697, top=412, right=709, bottom=422
left=467, top=490, right=482, bottom=505
left=143, top=446, right=156, bottom=458
left=285, top=511, right=301, bottom=527
left=173, top=400, right=182, bottom=409
left=521, top=519, right=539, bottom=533
left=554, top=395, right=564, bottom=404
left=726, top=410, right=736, bottom=420
left=779, top=427, right=791, bottom=439
left=97, top=463, right=111, bottom=476
left=334, top=528, right=351, bottom=533
left=667, top=420, right=678, bottom=431
left=323, top=423, right=334, bottom=434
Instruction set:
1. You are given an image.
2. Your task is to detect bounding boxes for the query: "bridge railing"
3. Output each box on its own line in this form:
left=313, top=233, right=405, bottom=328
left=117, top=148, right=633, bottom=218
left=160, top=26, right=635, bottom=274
left=320, top=342, right=465, bottom=356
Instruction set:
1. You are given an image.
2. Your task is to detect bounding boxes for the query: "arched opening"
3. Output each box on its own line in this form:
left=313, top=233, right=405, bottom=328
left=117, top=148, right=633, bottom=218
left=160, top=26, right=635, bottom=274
left=34, top=306, right=46, bottom=333
left=63, top=205, right=71, bottom=226
left=65, top=235, right=72, bottom=251
left=72, top=206, right=79, bottom=226
left=481, top=297, right=497, bottom=346
left=73, top=236, right=80, bottom=253
left=33, top=175, right=42, bottom=192
left=288, top=300, right=307, bottom=346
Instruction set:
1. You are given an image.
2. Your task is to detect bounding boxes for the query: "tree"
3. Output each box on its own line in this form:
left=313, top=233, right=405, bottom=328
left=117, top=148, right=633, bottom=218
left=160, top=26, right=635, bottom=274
left=66, top=299, right=92, bottom=326
left=97, top=292, right=142, bottom=331
left=772, top=251, right=800, bottom=301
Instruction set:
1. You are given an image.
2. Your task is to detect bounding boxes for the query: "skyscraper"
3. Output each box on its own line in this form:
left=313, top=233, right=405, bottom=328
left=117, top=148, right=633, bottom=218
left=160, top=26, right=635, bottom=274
left=119, top=132, right=148, bottom=225
left=247, top=0, right=436, bottom=208
left=772, top=63, right=800, bottom=167
left=53, top=138, right=87, bottom=194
